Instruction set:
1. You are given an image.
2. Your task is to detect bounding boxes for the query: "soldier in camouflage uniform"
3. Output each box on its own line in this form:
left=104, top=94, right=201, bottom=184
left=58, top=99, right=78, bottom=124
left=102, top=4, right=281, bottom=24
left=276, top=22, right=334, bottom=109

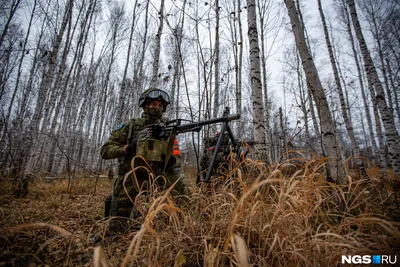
left=101, top=88, right=190, bottom=231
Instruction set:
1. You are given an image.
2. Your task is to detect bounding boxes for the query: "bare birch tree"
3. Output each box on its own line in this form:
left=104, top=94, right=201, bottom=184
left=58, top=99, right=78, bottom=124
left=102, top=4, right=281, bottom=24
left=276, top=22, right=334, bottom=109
left=132, top=0, right=150, bottom=117
left=6, top=0, right=38, bottom=128
left=213, top=0, right=221, bottom=118
left=247, top=0, right=267, bottom=160
left=295, top=0, right=322, bottom=155
left=337, top=0, right=379, bottom=162
left=0, top=0, right=22, bottom=48
left=236, top=0, right=244, bottom=114
left=168, top=0, right=187, bottom=120
left=150, top=0, right=165, bottom=87
left=346, top=0, right=400, bottom=176
left=318, top=0, right=367, bottom=177
left=359, top=0, right=396, bottom=117
left=284, top=0, right=345, bottom=183
left=27, top=0, right=75, bottom=172
left=116, top=0, right=140, bottom=123
left=257, top=0, right=283, bottom=139
left=226, top=0, right=244, bottom=115
left=381, top=7, right=400, bottom=125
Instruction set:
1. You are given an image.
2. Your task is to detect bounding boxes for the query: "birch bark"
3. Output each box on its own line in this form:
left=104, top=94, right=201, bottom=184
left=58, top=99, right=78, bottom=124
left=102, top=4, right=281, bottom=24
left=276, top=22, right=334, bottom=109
left=318, top=0, right=367, bottom=177
left=213, top=0, right=220, bottom=118
left=247, top=0, right=268, bottom=161
left=150, top=0, right=165, bottom=87
left=117, top=0, right=139, bottom=123
left=346, top=0, right=400, bottom=176
left=284, top=0, right=345, bottom=183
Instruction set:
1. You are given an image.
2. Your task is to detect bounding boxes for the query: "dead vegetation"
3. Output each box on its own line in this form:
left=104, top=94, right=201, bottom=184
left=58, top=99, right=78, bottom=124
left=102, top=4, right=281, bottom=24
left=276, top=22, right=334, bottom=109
left=0, top=153, right=399, bottom=266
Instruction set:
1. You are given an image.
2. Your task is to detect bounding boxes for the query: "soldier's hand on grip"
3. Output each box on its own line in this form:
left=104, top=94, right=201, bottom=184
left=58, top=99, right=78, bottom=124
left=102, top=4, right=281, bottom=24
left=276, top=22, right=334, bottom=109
left=125, top=136, right=139, bottom=155
left=147, top=124, right=163, bottom=138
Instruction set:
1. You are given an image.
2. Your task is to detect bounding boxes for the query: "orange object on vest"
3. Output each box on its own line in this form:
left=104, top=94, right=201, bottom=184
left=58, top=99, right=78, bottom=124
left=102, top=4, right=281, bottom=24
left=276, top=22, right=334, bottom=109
left=173, top=139, right=181, bottom=156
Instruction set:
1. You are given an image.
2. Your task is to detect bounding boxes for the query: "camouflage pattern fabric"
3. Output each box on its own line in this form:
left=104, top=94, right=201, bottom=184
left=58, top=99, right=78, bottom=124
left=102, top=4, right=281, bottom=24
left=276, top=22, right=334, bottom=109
left=101, top=113, right=189, bottom=231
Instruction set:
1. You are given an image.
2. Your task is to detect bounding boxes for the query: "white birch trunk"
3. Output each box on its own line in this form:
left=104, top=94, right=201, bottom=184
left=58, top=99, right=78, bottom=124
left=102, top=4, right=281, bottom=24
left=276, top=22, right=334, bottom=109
left=150, top=0, right=165, bottom=87
left=0, top=0, right=22, bottom=48
left=170, top=0, right=187, bottom=120
left=236, top=0, right=243, bottom=114
left=6, top=0, right=37, bottom=127
left=133, top=0, right=150, bottom=117
left=247, top=0, right=268, bottom=161
left=346, top=0, right=400, bottom=176
left=27, top=0, right=74, bottom=172
left=318, top=0, right=367, bottom=177
left=342, top=1, right=379, bottom=160
left=284, top=0, right=345, bottom=183
left=386, top=59, right=400, bottom=125
left=213, top=0, right=220, bottom=118
left=117, top=0, right=139, bottom=123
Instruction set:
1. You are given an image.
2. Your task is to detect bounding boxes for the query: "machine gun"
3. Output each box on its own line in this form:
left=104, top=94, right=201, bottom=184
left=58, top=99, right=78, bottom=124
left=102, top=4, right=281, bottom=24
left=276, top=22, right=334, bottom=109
left=141, top=108, right=239, bottom=140
left=136, top=107, right=240, bottom=182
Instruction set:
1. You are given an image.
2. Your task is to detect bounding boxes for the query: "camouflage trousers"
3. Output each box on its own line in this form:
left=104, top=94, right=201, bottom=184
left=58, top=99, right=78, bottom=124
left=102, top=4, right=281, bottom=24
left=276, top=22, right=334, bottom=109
left=109, top=168, right=189, bottom=231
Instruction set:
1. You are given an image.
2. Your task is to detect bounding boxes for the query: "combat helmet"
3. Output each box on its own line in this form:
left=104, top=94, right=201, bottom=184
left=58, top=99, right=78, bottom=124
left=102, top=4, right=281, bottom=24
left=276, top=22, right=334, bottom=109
left=138, top=88, right=170, bottom=111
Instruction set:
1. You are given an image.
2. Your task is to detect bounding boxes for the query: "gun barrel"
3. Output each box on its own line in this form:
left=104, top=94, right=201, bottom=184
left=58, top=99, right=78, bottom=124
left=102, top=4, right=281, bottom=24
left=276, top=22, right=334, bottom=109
left=139, top=109, right=241, bottom=139
left=196, top=113, right=240, bottom=125
left=175, top=113, right=240, bottom=134
left=227, top=114, right=240, bottom=121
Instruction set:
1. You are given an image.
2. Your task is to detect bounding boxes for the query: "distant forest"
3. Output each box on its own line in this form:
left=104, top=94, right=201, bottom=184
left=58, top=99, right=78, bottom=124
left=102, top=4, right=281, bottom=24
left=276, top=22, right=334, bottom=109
left=0, top=0, right=399, bottom=182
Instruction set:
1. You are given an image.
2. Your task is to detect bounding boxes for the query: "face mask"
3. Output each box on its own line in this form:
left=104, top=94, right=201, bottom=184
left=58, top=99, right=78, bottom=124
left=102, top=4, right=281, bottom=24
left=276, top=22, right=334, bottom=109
left=148, top=107, right=163, bottom=119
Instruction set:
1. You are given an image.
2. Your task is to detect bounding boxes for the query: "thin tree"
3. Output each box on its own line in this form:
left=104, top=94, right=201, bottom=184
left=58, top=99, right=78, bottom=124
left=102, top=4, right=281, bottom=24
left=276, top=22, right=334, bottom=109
left=6, top=0, right=38, bottom=128
left=236, top=0, right=243, bottom=114
left=132, top=0, right=150, bottom=117
left=27, top=0, right=75, bottom=172
left=169, top=0, right=188, bottom=120
left=226, top=0, right=243, bottom=115
left=359, top=0, right=395, bottom=117
left=213, top=0, right=221, bottom=118
left=386, top=59, right=400, bottom=123
left=295, top=0, right=322, bottom=155
left=45, top=0, right=76, bottom=174
left=284, top=0, right=345, bottom=183
left=97, top=2, right=125, bottom=144
left=346, top=0, right=400, bottom=176
left=247, top=0, right=268, bottom=161
left=0, top=0, right=22, bottom=48
left=318, top=0, right=367, bottom=177
left=339, top=0, right=379, bottom=161
left=257, top=0, right=283, bottom=142
left=150, top=0, right=165, bottom=87
left=116, top=0, right=140, bottom=123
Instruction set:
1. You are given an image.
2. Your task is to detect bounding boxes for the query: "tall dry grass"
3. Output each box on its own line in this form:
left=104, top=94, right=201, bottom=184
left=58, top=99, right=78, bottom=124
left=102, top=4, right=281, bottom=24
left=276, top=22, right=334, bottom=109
left=95, top=152, right=399, bottom=266
left=1, top=152, right=399, bottom=266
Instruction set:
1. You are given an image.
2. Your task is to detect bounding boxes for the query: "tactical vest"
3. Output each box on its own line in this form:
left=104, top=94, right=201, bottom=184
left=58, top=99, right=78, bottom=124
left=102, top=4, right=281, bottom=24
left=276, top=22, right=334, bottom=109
left=126, top=117, right=147, bottom=144
left=127, top=118, right=169, bottom=164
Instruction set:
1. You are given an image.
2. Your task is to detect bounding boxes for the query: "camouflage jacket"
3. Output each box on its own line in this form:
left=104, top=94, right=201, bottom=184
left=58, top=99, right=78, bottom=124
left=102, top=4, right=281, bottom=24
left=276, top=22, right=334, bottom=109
left=101, top=114, right=180, bottom=176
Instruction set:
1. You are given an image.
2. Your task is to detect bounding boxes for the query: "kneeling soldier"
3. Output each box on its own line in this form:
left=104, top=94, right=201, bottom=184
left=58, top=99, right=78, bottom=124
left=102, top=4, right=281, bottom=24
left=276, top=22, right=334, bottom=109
left=101, top=88, right=190, bottom=231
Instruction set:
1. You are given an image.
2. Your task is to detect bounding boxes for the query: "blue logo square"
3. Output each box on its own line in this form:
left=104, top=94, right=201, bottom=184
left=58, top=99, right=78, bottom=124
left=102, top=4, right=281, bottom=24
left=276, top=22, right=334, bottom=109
left=372, top=255, right=381, bottom=264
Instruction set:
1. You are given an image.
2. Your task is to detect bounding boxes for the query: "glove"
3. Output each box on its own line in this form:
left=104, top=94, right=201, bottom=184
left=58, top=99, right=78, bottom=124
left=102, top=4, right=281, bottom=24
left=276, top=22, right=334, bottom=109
left=147, top=124, right=163, bottom=139
left=125, top=136, right=139, bottom=155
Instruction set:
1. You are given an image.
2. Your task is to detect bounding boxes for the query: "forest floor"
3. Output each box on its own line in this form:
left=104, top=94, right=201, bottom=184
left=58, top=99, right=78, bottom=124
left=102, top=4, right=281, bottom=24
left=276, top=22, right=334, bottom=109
left=0, top=176, right=113, bottom=266
left=0, top=158, right=399, bottom=266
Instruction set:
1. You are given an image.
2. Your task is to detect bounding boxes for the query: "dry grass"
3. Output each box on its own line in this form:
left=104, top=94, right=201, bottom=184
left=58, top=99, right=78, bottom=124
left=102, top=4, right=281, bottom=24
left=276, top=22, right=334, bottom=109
left=0, top=152, right=399, bottom=266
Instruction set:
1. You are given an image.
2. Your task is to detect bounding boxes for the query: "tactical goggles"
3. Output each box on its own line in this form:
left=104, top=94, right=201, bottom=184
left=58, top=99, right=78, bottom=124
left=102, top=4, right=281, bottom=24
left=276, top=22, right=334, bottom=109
left=146, top=89, right=170, bottom=104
